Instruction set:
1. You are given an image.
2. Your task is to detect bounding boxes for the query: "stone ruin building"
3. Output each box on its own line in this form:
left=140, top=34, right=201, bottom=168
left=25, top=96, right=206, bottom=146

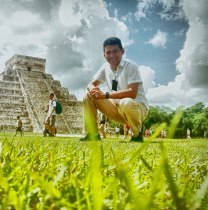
left=0, top=54, right=83, bottom=134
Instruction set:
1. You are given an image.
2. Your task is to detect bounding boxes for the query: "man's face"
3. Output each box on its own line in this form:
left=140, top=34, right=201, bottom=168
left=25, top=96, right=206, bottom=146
left=49, top=95, right=54, bottom=100
left=104, top=45, right=124, bottom=68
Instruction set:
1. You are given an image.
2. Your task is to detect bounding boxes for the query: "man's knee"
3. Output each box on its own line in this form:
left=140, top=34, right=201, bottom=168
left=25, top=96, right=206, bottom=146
left=83, top=91, right=93, bottom=104
left=119, top=98, right=135, bottom=111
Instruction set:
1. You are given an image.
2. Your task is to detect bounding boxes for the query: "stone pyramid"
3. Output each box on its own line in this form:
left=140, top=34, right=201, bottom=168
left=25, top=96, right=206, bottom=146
left=0, top=54, right=83, bottom=134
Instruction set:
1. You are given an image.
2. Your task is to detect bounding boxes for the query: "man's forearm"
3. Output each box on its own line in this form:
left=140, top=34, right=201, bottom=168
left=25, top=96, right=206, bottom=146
left=108, top=89, right=136, bottom=99
left=87, top=83, right=96, bottom=91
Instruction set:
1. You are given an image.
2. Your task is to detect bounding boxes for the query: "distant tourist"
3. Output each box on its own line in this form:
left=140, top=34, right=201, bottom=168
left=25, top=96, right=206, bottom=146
left=79, top=37, right=149, bottom=142
left=98, top=113, right=107, bottom=139
left=204, top=130, right=207, bottom=139
left=115, top=126, right=120, bottom=138
left=43, top=120, right=49, bottom=137
left=123, top=123, right=130, bottom=139
left=0, top=123, right=3, bottom=132
left=45, top=93, right=56, bottom=137
left=187, top=128, right=191, bottom=139
left=14, top=116, right=23, bottom=136
left=161, top=129, right=167, bottom=138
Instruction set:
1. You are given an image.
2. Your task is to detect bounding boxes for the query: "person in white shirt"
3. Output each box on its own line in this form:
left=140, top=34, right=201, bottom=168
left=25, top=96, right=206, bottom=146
left=115, top=126, right=120, bottom=138
left=45, top=93, right=56, bottom=136
left=80, top=37, right=149, bottom=142
left=187, top=128, right=191, bottom=139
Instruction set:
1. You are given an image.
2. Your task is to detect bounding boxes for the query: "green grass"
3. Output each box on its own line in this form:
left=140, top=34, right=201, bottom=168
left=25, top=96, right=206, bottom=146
left=0, top=133, right=208, bottom=210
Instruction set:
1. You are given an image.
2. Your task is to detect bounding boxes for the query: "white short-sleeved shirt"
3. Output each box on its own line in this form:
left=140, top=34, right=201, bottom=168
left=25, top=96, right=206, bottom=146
left=48, top=100, right=56, bottom=116
left=93, top=59, right=149, bottom=108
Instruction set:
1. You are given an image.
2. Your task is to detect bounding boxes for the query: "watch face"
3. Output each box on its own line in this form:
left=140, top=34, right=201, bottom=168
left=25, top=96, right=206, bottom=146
left=106, top=92, right=109, bottom=99
left=112, top=79, right=118, bottom=91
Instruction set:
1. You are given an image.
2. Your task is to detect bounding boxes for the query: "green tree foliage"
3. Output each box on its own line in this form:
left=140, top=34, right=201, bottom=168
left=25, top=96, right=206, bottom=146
left=144, top=102, right=208, bottom=138
left=144, top=106, right=170, bottom=129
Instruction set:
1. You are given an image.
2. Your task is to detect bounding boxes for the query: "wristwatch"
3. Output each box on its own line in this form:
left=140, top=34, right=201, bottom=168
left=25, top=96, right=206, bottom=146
left=105, top=92, right=110, bottom=99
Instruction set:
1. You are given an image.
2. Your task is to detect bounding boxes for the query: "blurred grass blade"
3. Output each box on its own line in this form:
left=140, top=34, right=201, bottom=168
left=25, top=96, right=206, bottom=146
left=191, top=174, right=208, bottom=210
left=129, top=123, right=166, bottom=163
left=89, top=142, right=103, bottom=210
left=168, top=109, right=183, bottom=139
left=84, top=108, right=97, bottom=138
left=111, top=147, right=146, bottom=210
left=140, top=156, right=152, bottom=171
left=160, top=143, right=186, bottom=210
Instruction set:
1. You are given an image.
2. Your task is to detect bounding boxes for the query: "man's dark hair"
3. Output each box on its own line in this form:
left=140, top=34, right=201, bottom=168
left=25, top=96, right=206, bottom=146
left=50, top=93, right=54, bottom=97
left=103, top=37, right=123, bottom=50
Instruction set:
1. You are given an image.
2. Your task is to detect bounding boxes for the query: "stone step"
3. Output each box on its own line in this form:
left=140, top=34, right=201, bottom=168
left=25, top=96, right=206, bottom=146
left=0, top=74, right=19, bottom=82
left=0, top=95, right=24, bottom=103
left=24, top=86, right=49, bottom=94
left=0, top=81, right=20, bottom=89
left=0, top=121, right=31, bottom=127
left=22, top=71, right=46, bottom=78
left=0, top=120, right=32, bottom=126
left=0, top=124, right=33, bottom=132
left=64, top=113, right=83, bottom=119
left=0, top=115, right=30, bottom=122
left=0, top=88, right=22, bottom=96
left=0, top=102, right=25, bottom=110
left=0, top=110, right=22, bottom=115
left=58, top=98, right=82, bottom=104
left=4, top=69, right=18, bottom=76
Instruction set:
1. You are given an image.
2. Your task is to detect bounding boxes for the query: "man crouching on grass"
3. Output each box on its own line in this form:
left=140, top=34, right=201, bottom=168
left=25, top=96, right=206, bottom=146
left=80, top=37, right=149, bottom=142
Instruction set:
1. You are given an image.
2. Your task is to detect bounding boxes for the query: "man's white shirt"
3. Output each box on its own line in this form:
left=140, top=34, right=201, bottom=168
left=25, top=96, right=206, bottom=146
left=93, top=58, right=149, bottom=109
left=48, top=100, right=56, bottom=117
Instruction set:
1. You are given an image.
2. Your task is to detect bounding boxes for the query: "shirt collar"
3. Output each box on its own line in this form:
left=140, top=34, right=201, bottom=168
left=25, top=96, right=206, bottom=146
left=119, top=59, right=125, bottom=67
left=107, top=58, right=125, bottom=70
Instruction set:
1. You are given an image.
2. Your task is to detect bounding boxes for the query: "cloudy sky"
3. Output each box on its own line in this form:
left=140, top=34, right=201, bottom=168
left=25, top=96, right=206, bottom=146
left=0, top=0, right=207, bottom=108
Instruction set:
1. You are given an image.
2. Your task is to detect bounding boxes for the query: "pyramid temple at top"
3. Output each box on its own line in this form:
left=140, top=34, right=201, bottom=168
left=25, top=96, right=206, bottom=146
left=0, top=54, right=83, bottom=133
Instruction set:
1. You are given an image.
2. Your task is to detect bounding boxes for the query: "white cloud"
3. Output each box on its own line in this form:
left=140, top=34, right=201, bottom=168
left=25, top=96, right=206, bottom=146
left=121, top=12, right=134, bottom=24
left=0, top=0, right=207, bottom=109
left=135, top=0, right=185, bottom=21
left=146, top=30, right=168, bottom=48
left=146, top=0, right=208, bottom=108
left=9, top=11, right=41, bottom=28
left=176, top=0, right=208, bottom=88
left=147, top=74, right=186, bottom=108
left=139, top=66, right=156, bottom=92
left=135, top=0, right=149, bottom=21
left=0, top=0, right=132, bottom=94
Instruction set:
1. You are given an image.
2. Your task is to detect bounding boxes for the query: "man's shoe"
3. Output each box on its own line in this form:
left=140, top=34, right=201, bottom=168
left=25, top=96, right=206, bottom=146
left=130, top=126, right=144, bottom=142
left=130, top=135, right=143, bottom=142
left=79, top=133, right=101, bottom=141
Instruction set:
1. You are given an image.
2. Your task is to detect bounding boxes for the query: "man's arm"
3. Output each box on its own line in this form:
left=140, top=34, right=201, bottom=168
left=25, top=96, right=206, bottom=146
left=87, top=80, right=101, bottom=92
left=108, top=83, right=138, bottom=99
left=94, top=82, right=139, bottom=100
left=87, top=80, right=102, bottom=99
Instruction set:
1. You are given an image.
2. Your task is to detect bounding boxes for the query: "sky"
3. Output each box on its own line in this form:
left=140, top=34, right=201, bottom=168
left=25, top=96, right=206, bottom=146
left=0, top=0, right=207, bottom=109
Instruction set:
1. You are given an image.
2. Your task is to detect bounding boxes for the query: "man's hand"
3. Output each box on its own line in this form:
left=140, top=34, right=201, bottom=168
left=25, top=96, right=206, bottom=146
left=90, top=87, right=105, bottom=99
left=87, top=80, right=105, bottom=99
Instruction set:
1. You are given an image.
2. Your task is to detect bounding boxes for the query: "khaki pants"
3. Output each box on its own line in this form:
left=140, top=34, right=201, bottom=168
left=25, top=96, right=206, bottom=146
left=83, top=92, right=148, bottom=137
left=99, top=124, right=106, bottom=138
left=50, top=115, right=56, bottom=127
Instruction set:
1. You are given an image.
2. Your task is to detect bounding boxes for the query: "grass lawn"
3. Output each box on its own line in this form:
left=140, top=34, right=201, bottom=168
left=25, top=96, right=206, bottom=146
left=0, top=132, right=208, bottom=210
